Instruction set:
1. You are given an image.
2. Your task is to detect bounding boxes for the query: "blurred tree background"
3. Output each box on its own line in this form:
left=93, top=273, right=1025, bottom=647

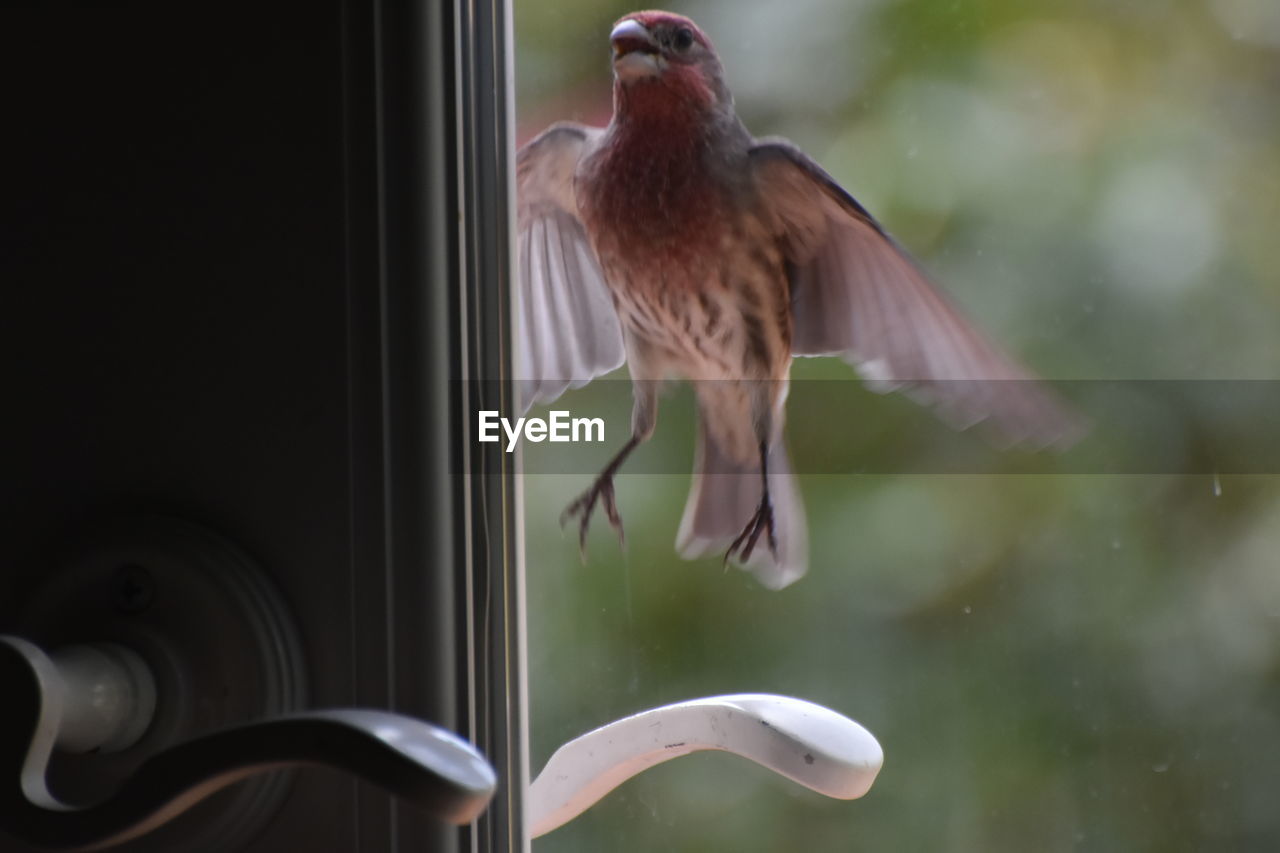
left=516, top=0, right=1280, bottom=850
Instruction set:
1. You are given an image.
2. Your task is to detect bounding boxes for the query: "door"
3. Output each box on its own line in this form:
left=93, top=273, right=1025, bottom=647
left=1, top=2, right=522, bottom=851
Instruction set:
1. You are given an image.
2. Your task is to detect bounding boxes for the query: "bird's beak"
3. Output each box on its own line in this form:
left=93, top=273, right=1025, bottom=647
left=610, top=19, right=661, bottom=80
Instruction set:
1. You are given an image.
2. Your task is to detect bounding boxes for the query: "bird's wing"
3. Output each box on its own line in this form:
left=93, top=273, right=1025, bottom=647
left=515, top=122, right=625, bottom=412
left=749, top=139, right=1082, bottom=449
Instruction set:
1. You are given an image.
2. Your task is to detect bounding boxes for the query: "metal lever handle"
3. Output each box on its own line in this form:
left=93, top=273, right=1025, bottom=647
left=529, top=693, right=883, bottom=838
left=0, top=636, right=496, bottom=851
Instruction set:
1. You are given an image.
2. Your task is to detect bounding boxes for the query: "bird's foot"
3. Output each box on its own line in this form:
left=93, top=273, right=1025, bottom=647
left=560, top=473, right=624, bottom=560
left=725, top=493, right=778, bottom=565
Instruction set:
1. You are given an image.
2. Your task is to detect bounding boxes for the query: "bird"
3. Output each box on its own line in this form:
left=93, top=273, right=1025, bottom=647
left=515, top=10, right=1079, bottom=590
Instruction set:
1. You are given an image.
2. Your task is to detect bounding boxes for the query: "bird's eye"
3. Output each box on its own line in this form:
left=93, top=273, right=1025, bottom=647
left=672, top=27, right=695, bottom=52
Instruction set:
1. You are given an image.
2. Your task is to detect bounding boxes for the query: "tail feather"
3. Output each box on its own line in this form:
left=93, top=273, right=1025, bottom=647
left=675, top=417, right=808, bottom=589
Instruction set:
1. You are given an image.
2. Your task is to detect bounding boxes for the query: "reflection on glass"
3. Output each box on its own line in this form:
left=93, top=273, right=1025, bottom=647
left=517, top=1, right=1280, bottom=850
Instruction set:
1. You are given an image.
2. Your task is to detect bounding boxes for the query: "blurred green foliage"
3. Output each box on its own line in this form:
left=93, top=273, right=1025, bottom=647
left=517, top=0, right=1280, bottom=850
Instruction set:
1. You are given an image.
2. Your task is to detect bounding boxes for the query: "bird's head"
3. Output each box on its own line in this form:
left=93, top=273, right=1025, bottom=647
left=609, top=11, right=731, bottom=116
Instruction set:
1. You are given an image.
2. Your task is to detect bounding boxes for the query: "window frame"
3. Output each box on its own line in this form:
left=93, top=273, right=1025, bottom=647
left=346, top=0, right=524, bottom=850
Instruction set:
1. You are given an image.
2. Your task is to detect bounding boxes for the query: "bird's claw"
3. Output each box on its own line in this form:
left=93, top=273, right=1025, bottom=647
left=724, top=494, right=777, bottom=566
left=560, top=475, right=625, bottom=561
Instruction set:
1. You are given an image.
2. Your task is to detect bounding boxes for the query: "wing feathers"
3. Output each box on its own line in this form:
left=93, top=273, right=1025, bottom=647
left=515, top=124, right=625, bottom=411
left=752, top=139, right=1082, bottom=449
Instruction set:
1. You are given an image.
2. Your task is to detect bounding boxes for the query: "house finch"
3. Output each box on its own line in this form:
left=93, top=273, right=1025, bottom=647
left=516, top=10, right=1078, bottom=589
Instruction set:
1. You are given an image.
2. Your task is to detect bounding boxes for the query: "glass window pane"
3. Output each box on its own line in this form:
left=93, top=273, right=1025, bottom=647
left=517, top=2, right=1280, bottom=850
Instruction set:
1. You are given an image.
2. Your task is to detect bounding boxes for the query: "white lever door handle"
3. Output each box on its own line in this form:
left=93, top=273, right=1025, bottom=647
left=529, top=693, right=883, bottom=838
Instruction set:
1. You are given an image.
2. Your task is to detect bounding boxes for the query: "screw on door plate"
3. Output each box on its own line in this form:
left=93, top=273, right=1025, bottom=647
left=111, top=564, right=155, bottom=613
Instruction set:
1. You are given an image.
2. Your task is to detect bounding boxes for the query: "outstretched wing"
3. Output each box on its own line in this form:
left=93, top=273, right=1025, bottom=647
left=516, top=122, right=625, bottom=411
left=750, top=139, right=1082, bottom=449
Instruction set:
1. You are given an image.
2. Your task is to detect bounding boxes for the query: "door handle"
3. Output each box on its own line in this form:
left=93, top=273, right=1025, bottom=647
left=2, top=516, right=494, bottom=850
left=0, top=635, right=495, bottom=851
left=529, top=693, right=883, bottom=838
